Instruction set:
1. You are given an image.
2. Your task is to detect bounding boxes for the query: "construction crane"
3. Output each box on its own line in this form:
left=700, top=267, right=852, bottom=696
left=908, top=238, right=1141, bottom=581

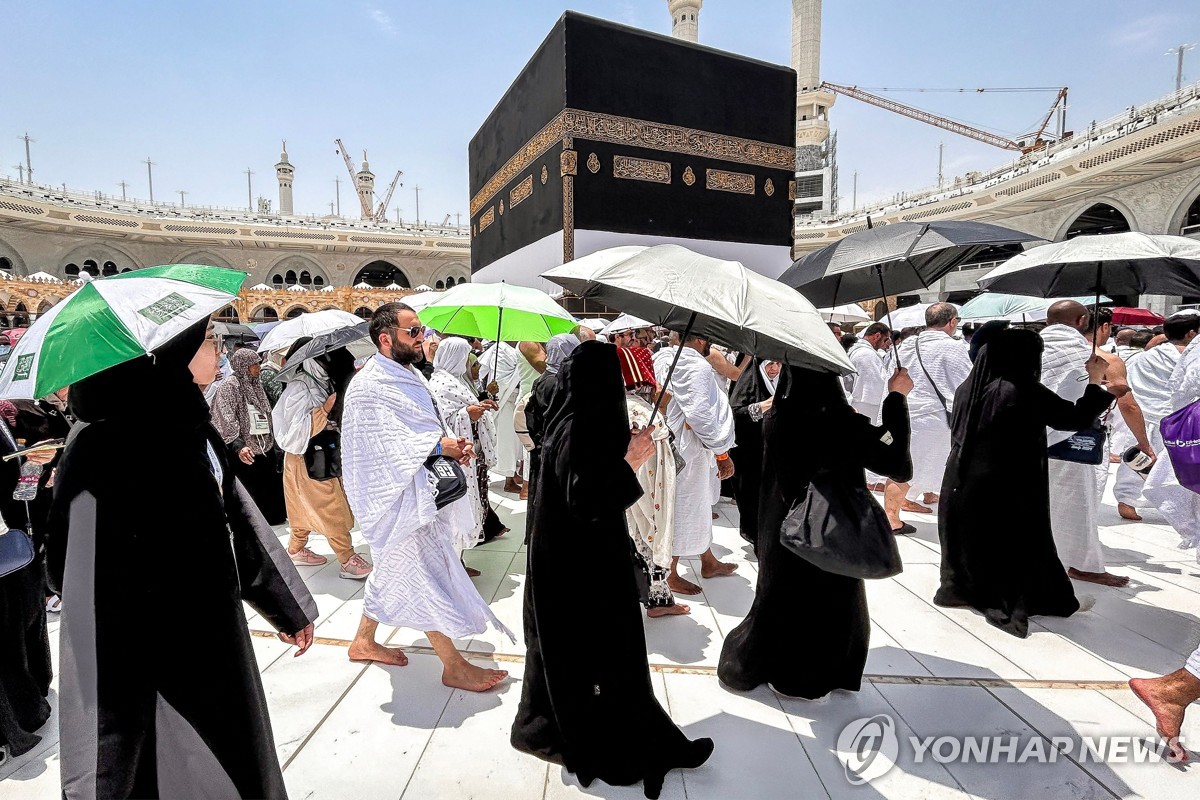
left=439, top=213, right=452, bottom=226
left=820, top=83, right=1069, bottom=154
left=334, top=139, right=374, bottom=218
left=374, top=170, right=404, bottom=222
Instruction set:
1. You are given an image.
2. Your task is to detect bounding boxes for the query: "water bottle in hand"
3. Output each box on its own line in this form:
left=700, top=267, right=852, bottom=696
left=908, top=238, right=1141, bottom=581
left=14, top=460, right=42, bottom=501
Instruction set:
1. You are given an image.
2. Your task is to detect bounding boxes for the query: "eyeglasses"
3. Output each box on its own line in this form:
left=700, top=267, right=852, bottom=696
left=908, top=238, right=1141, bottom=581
left=389, top=325, right=423, bottom=339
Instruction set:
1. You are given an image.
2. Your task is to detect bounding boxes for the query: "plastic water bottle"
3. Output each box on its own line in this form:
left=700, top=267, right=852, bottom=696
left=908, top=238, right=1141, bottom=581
left=1122, top=446, right=1155, bottom=478
left=13, top=440, right=41, bottom=501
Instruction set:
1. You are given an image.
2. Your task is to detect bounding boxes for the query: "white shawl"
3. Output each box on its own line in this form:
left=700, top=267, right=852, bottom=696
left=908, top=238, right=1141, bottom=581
left=1170, top=337, right=1200, bottom=412
left=846, top=340, right=887, bottom=412
left=898, top=330, right=972, bottom=418
left=651, top=345, right=736, bottom=453
left=1040, top=324, right=1093, bottom=446
left=341, top=355, right=467, bottom=549
left=478, top=341, right=523, bottom=405
left=271, top=372, right=328, bottom=455
left=1127, top=344, right=1183, bottom=424
left=625, top=395, right=676, bottom=568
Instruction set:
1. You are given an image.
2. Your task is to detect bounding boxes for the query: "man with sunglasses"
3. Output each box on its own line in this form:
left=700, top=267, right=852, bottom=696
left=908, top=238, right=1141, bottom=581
left=340, top=302, right=512, bottom=691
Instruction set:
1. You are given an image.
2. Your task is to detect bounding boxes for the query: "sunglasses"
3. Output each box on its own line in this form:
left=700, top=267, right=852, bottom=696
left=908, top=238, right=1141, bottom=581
left=389, top=325, right=423, bottom=339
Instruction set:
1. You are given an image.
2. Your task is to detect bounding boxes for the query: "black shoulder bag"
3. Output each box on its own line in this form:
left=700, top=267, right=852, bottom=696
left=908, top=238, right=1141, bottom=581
left=304, top=426, right=342, bottom=481
left=780, top=469, right=903, bottom=580
left=424, top=392, right=469, bottom=509
left=0, top=421, right=35, bottom=578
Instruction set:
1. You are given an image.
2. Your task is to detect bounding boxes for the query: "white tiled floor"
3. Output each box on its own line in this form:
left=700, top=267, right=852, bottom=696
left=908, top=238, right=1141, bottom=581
left=4, top=467, right=1200, bottom=798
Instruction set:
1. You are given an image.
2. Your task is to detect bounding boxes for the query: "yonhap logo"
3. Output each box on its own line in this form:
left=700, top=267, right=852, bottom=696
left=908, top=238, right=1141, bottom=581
left=837, top=714, right=899, bottom=785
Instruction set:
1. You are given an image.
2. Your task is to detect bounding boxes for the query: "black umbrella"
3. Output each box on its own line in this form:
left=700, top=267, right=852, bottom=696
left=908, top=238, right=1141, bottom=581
left=276, top=322, right=369, bottom=381
left=212, top=321, right=260, bottom=343
left=780, top=220, right=1044, bottom=307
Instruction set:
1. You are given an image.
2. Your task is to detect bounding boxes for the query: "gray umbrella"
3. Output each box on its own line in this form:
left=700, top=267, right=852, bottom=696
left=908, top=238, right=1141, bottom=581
left=276, top=322, right=370, bottom=381
left=213, top=321, right=260, bottom=343
left=781, top=220, right=1043, bottom=307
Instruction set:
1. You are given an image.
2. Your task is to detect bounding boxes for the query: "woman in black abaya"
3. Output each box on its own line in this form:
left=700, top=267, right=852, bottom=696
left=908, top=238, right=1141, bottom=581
left=934, top=328, right=1116, bottom=638
left=50, top=320, right=318, bottom=799
left=718, top=365, right=913, bottom=699
left=512, top=341, right=713, bottom=798
left=728, top=359, right=779, bottom=552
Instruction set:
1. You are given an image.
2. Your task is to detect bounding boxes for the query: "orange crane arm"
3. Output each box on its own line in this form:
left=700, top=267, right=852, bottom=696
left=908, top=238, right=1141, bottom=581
left=821, top=82, right=1023, bottom=151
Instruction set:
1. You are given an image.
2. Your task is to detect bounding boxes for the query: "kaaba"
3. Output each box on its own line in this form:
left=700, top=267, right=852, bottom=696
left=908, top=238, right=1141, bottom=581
left=468, top=11, right=798, bottom=288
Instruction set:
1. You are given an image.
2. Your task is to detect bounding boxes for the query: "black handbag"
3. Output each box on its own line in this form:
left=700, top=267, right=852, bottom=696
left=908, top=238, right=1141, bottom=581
left=0, top=526, right=35, bottom=579
left=1047, top=424, right=1106, bottom=465
left=780, top=472, right=903, bottom=580
left=304, top=428, right=342, bottom=481
left=424, top=454, right=469, bottom=509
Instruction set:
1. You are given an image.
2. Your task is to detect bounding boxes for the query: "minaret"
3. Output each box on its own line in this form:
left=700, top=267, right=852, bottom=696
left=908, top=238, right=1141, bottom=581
left=356, top=151, right=375, bottom=221
left=792, top=0, right=836, bottom=215
left=667, top=0, right=701, bottom=43
left=275, top=140, right=294, bottom=216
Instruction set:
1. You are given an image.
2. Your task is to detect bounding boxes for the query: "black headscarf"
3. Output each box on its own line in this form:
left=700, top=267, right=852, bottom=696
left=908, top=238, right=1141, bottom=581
left=952, top=328, right=1044, bottom=448
left=541, top=341, right=630, bottom=464
left=314, top=347, right=357, bottom=425
left=968, top=320, right=1011, bottom=363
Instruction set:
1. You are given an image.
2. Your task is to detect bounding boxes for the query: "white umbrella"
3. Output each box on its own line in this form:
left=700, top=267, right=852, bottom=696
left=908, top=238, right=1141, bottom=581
left=576, top=317, right=608, bottom=332
left=414, top=283, right=434, bottom=291
left=819, top=304, right=872, bottom=324
left=320, top=285, right=336, bottom=293
left=877, top=302, right=962, bottom=330
left=542, top=244, right=851, bottom=374
left=600, top=313, right=655, bottom=335
left=286, top=283, right=307, bottom=292
left=256, top=308, right=363, bottom=353
left=958, top=293, right=1109, bottom=323
left=401, top=290, right=444, bottom=312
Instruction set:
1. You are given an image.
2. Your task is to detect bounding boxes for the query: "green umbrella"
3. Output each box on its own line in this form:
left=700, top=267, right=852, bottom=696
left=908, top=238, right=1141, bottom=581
left=0, top=264, right=246, bottom=399
left=418, top=282, right=578, bottom=389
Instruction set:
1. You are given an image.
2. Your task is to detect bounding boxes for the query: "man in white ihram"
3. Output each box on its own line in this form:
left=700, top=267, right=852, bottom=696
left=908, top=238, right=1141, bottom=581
left=1040, top=301, right=1128, bottom=587
left=653, top=332, right=737, bottom=596
left=342, top=302, right=512, bottom=691
left=845, top=322, right=892, bottom=492
left=883, top=303, right=971, bottom=534
left=478, top=340, right=524, bottom=494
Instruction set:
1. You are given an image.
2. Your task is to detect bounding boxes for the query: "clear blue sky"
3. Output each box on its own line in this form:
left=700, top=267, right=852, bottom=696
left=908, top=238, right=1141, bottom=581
left=2, top=1, right=1196, bottom=222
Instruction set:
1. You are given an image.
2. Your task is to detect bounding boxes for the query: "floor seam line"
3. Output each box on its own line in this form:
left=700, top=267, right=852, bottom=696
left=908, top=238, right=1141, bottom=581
left=280, top=661, right=371, bottom=772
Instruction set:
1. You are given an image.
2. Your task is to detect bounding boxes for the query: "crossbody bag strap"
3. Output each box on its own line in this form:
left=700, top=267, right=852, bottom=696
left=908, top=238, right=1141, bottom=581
left=914, top=338, right=950, bottom=414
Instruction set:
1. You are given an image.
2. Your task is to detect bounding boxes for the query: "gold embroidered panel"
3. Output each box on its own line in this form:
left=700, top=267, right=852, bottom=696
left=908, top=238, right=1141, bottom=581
left=560, top=150, right=578, bottom=177
left=706, top=169, right=755, bottom=195
left=586, top=153, right=600, bottom=173
left=478, top=206, right=495, bottom=232
left=470, top=108, right=794, bottom=215
left=613, top=156, right=672, bottom=184
left=509, top=175, right=534, bottom=208
left=540, top=165, right=549, bottom=185
left=682, top=166, right=696, bottom=186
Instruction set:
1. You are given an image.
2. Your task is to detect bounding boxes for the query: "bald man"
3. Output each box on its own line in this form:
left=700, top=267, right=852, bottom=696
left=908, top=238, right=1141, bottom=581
left=1041, top=301, right=1128, bottom=587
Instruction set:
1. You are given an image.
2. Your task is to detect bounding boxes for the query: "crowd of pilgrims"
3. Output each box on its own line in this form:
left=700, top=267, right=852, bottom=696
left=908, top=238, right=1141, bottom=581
left=1, top=296, right=1200, bottom=795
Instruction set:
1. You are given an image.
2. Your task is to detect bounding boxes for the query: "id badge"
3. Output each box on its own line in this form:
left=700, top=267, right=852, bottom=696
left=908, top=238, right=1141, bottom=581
left=249, top=406, right=271, bottom=435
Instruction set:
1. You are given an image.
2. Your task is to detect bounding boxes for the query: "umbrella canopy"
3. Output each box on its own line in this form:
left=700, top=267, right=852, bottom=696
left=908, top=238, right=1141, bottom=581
left=0, top=264, right=246, bottom=399
left=248, top=283, right=273, bottom=291
left=878, top=303, right=938, bottom=330
left=256, top=308, right=363, bottom=353
left=781, top=220, right=1043, bottom=307
left=276, top=322, right=370, bottom=381
left=1110, top=307, right=1165, bottom=326
left=251, top=320, right=281, bottom=337
left=819, top=304, right=872, bottom=324
left=212, top=321, right=260, bottom=342
left=400, top=290, right=445, bottom=312
left=542, top=245, right=852, bottom=374
left=353, top=282, right=373, bottom=289
left=600, top=313, right=655, bottom=335
left=959, top=293, right=1109, bottom=323
left=979, top=233, right=1200, bottom=297
left=576, top=317, right=609, bottom=332
left=416, top=282, right=577, bottom=342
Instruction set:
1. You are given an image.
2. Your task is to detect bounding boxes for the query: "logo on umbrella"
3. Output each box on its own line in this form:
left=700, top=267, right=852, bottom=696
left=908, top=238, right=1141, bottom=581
left=13, top=354, right=34, bottom=381
left=138, top=293, right=196, bottom=325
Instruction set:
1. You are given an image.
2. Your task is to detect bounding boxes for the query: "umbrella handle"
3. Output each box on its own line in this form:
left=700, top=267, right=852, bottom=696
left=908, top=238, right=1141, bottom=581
left=876, top=266, right=903, bottom=369
left=493, top=305, right=504, bottom=396
left=1090, top=262, right=1101, bottom=356
left=647, top=311, right=697, bottom=430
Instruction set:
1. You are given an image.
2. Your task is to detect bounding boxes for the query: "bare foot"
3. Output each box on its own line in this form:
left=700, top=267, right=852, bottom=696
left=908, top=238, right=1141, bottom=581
left=464, top=564, right=482, bottom=578
left=667, top=574, right=702, bottom=595
left=712, top=511, right=720, bottom=520
left=647, top=603, right=691, bottom=618
left=901, top=500, right=933, bottom=514
left=922, top=493, right=940, bottom=505
left=442, top=661, right=508, bottom=692
left=502, top=478, right=521, bottom=494
left=1130, top=677, right=1190, bottom=763
left=700, top=560, right=737, bottom=579
left=1068, top=567, right=1130, bottom=587
left=348, top=640, right=409, bottom=667
left=1118, top=503, right=1143, bottom=521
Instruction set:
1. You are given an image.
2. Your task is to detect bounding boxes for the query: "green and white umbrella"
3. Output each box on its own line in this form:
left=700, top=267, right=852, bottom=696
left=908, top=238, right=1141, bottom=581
left=0, top=264, right=246, bottom=399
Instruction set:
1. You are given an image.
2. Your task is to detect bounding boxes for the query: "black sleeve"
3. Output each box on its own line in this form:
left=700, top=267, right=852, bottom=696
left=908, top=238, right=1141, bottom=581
left=858, top=392, right=914, bottom=482
left=225, top=480, right=318, bottom=634
left=557, top=431, right=643, bottom=523
left=1035, top=384, right=1113, bottom=431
